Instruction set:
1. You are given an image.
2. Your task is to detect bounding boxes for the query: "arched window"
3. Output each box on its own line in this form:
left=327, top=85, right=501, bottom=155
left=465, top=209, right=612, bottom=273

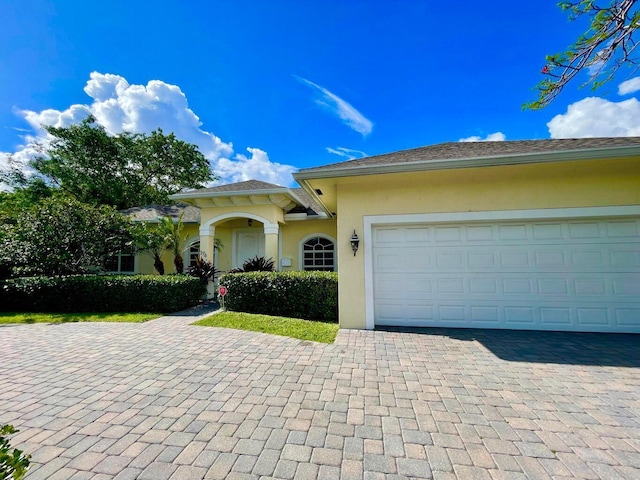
left=302, top=236, right=335, bottom=271
left=187, top=241, right=200, bottom=267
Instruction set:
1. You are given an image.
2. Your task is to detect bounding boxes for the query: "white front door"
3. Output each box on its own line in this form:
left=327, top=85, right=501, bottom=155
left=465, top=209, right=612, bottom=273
left=234, top=229, right=265, bottom=268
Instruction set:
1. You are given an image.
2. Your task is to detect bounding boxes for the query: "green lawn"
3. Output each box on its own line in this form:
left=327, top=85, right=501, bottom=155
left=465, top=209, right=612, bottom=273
left=194, top=311, right=339, bottom=343
left=0, top=312, right=160, bottom=324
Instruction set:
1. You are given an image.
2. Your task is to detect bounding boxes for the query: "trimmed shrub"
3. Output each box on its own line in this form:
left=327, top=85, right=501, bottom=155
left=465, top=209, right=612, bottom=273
left=218, top=271, right=338, bottom=322
left=0, top=274, right=206, bottom=313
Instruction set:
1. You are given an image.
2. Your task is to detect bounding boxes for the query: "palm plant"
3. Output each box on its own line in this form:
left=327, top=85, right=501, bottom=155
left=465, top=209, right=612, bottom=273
left=132, top=222, right=165, bottom=275
left=160, top=213, right=187, bottom=273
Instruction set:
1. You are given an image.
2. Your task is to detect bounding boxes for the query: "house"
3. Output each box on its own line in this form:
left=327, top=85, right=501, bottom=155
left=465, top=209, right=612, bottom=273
left=149, top=137, right=640, bottom=334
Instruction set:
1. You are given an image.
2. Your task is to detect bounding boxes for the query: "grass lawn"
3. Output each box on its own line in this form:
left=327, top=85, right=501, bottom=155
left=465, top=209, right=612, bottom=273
left=194, top=311, right=339, bottom=343
left=0, top=312, right=161, bottom=324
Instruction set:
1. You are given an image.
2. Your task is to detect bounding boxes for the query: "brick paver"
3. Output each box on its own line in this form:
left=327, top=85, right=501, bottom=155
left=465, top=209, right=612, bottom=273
left=1, top=305, right=639, bottom=479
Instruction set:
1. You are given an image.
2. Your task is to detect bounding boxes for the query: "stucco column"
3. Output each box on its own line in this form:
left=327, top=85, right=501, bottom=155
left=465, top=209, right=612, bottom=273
left=199, top=225, right=216, bottom=264
left=264, top=223, right=279, bottom=270
left=199, top=225, right=217, bottom=298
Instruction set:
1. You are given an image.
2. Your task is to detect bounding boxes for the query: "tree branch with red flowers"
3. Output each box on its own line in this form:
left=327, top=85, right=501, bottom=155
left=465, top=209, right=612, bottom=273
left=524, top=0, right=640, bottom=110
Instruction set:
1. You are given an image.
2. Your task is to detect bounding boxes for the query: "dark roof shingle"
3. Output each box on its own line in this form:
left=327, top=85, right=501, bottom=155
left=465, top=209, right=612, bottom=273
left=299, top=137, right=640, bottom=173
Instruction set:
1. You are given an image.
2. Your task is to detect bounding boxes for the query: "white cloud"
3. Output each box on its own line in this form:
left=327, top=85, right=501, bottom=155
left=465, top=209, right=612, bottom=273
left=547, top=96, right=640, bottom=138
left=459, top=132, right=506, bottom=142
left=326, top=146, right=368, bottom=160
left=215, top=147, right=296, bottom=187
left=618, top=77, right=640, bottom=95
left=296, top=76, right=373, bottom=136
left=1, top=72, right=297, bottom=188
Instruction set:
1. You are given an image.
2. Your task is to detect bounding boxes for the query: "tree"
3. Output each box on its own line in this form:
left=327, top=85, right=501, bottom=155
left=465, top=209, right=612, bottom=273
left=1, top=196, right=133, bottom=276
left=29, top=116, right=215, bottom=209
left=526, top=0, right=640, bottom=109
left=0, top=178, right=54, bottom=224
left=131, top=222, right=166, bottom=275
left=160, top=214, right=187, bottom=274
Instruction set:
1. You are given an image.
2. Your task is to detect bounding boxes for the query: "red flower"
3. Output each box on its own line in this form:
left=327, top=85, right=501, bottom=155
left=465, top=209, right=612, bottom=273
left=541, top=65, right=550, bottom=74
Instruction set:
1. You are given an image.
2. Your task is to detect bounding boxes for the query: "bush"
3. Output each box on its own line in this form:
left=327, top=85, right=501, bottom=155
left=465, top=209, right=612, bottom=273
left=228, top=255, right=275, bottom=274
left=0, top=424, right=31, bottom=480
left=218, top=271, right=338, bottom=322
left=0, top=275, right=206, bottom=313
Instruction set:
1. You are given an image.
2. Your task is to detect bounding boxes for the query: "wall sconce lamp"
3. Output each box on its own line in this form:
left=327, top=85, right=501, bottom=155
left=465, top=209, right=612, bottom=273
left=350, top=230, right=360, bottom=256
left=247, top=219, right=253, bottom=227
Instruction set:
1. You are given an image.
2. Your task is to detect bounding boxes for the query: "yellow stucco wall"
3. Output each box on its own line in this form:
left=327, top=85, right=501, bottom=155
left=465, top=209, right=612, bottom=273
left=331, top=157, right=640, bottom=329
left=136, top=214, right=338, bottom=275
left=279, top=219, right=337, bottom=271
left=211, top=218, right=337, bottom=272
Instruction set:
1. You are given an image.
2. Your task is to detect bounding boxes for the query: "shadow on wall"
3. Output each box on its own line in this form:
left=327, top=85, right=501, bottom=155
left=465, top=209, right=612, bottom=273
left=376, top=326, right=640, bottom=368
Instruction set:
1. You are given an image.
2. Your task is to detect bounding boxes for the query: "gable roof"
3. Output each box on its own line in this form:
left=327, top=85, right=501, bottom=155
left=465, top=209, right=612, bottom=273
left=181, top=179, right=285, bottom=194
left=295, top=137, right=640, bottom=176
left=120, top=203, right=200, bottom=223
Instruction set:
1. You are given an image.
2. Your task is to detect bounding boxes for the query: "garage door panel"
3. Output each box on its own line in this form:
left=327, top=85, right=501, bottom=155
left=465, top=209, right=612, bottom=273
left=577, top=308, right=610, bottom=327
left=617, top=309, right=640, bottom=326
left=540, top=308, right=572, bottom=326
left=373, top=218, right=640, bottom=333
left=470, top=306, right=500, bottom=323
left=606, top=220, right=639, bottom=237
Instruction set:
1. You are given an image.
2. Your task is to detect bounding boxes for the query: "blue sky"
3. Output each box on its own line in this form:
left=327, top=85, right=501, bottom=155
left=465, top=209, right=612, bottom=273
left=2, top=0, right=640, bottom=187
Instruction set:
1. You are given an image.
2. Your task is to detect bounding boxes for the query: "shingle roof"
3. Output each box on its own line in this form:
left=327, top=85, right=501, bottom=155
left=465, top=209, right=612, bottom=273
left=183, top=179, right=284, bottom=194
left=299, top=137, right=640, bottom=173
left=120, top=204, right=201, bottom=223
left=290, top=188, right=324, bottom=215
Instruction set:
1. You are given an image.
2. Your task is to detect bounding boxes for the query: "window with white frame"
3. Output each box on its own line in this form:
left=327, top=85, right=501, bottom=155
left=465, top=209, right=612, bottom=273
left=302, top=236, right=335, bottom=271
left=105, top=248, right=135, bottom=273
left=187, top=241, right=200, bottom=267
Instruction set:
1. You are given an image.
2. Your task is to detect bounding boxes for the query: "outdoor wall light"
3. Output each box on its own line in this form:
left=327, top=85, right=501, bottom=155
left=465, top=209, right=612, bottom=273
left=350, top=230, right=360, bottom=256
left=247, top=219, right=253, bottom=227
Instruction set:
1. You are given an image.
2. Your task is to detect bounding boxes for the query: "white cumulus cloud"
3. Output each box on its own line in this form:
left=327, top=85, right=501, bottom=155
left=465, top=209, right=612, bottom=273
left=326, top=146, right=368, bottom=160
left=459, top=132, right=506, bottom=142
left=296, top=76, right=373, bottom=136
left=618, top=77, right=640, bottom=95
left=2, top=72, right=297, bottom=188
left=215, top=147, right=296, bottom=187
left=547, top=96, right=640, bottom=138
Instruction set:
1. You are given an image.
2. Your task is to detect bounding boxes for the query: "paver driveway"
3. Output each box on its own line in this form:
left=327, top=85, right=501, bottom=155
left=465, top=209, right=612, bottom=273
left=1, top=308, right=639, bottom=480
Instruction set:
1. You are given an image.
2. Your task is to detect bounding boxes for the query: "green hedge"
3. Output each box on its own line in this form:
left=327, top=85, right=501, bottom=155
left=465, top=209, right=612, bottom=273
left=218, top=271, right=338, bottom=322
left=0, top=275, right=206, bottom=313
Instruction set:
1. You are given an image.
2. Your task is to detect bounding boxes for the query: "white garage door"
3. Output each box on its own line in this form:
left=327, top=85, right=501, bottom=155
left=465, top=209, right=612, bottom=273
left=373, top=218, right=640, bottom=333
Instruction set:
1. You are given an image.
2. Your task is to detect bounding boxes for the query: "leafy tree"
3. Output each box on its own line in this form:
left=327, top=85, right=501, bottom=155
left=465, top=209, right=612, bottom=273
left=29, top=116, right=214, bottom=209
left=0, top=178, right=54, bottom=224
left=526, top=0, right=640, bottom=109
left=1, top=196, right=133, bottom=276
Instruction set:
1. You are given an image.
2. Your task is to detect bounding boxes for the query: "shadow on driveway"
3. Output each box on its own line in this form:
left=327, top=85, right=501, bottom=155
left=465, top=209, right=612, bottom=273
left=377, top=326, right=640, bottom=368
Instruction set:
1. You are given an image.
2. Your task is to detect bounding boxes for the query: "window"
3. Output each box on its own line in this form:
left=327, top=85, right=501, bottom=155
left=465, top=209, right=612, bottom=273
left=188, top=241, right=200, bottom=267
left=302, top=236, right=335, bottom=271
left=105, top=248, right=135, bottom=273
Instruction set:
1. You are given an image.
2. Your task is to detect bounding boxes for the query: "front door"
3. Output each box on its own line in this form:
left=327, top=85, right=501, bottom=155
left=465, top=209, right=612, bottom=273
left=234, top=228, right=265, bottom=268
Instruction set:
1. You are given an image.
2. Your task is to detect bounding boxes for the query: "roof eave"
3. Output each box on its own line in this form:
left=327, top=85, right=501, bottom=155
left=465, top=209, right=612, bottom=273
left=293, top=145, right=640, bottom=181
left=294, top=180, right=335, bottom=218
left=169, top=187, right=309, bottom=209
